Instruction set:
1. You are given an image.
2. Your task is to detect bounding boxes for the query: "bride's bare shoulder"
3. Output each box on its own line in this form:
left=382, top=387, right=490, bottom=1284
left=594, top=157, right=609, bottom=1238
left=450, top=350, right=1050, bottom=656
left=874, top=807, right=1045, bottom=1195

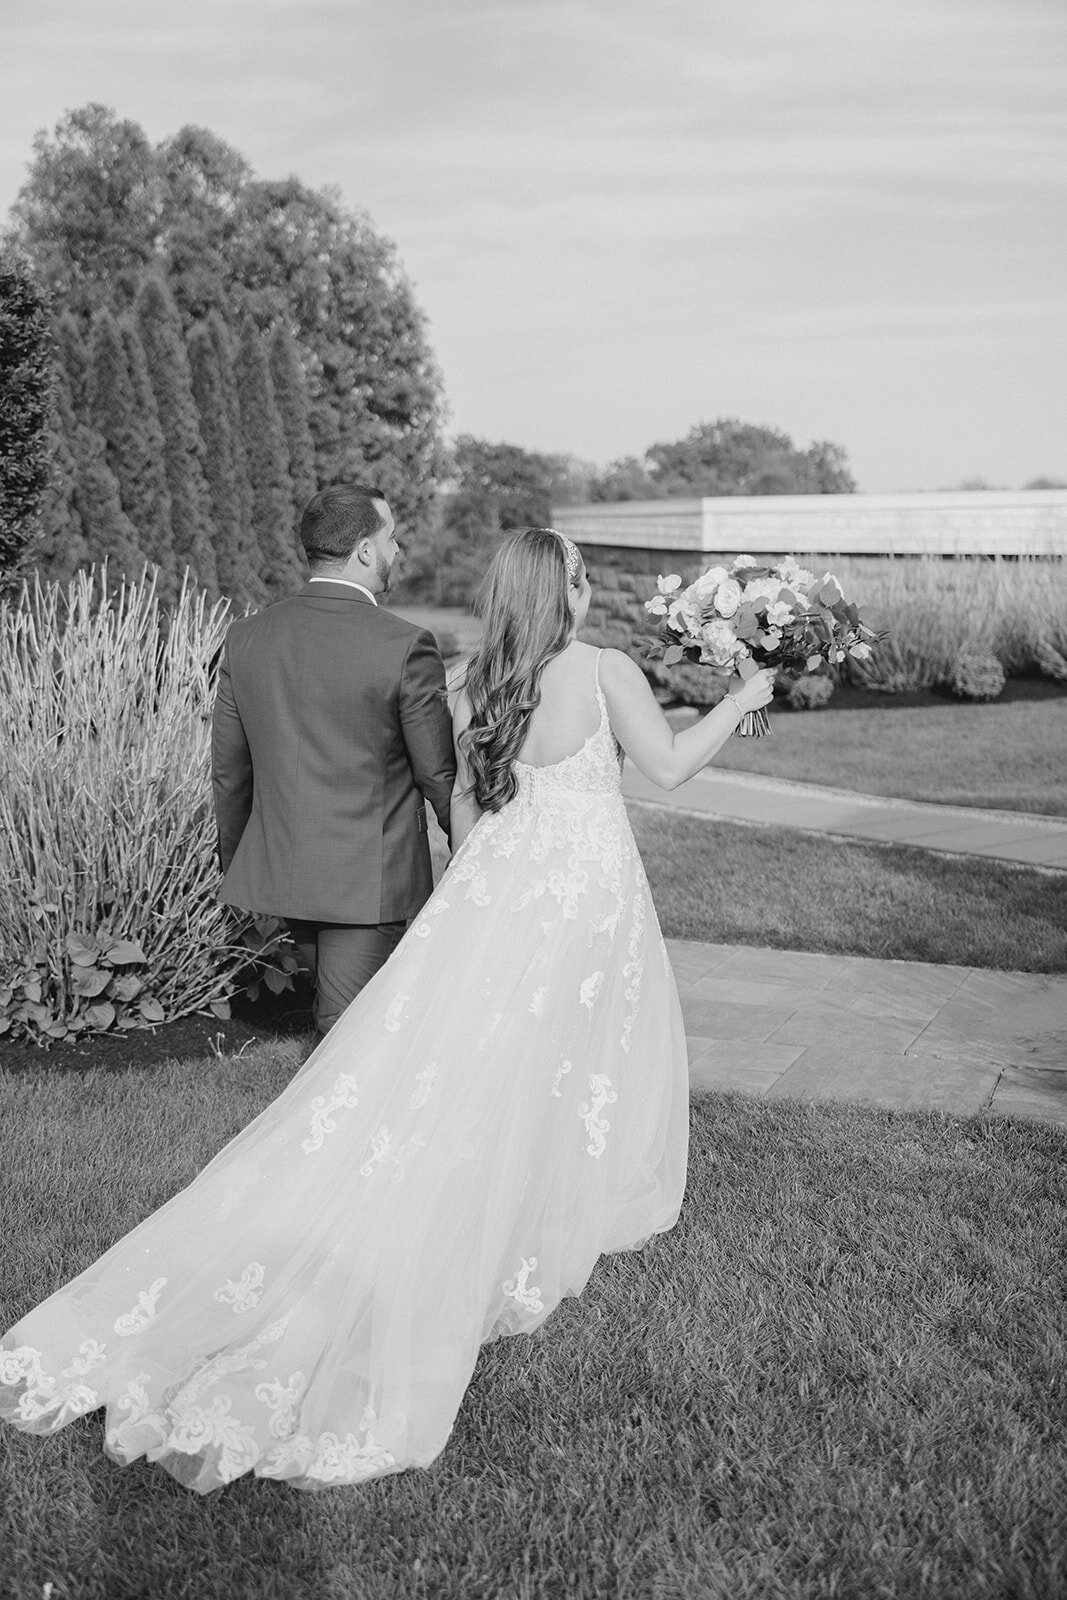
left=597, top=647, right=648, bottom=691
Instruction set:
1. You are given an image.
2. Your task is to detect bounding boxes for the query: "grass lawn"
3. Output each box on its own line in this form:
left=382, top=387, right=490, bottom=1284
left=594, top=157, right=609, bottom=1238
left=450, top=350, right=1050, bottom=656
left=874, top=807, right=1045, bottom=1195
left=707, top=687, right=1067, bottom=816
left=428, top=803, right=1067, bottom=975
left=628, top=804, right=1067, bottom=973
left=1, top=1050, right=1064, bottom=1600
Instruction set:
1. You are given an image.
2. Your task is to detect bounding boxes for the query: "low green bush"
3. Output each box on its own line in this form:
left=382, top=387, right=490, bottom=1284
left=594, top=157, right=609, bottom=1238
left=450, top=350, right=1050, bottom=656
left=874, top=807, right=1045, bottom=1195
left=0, top=566, right=293, bottom=1043
left=783, top=672, right=835, bottom=710
left=950, top=651, right=1006, bottom=701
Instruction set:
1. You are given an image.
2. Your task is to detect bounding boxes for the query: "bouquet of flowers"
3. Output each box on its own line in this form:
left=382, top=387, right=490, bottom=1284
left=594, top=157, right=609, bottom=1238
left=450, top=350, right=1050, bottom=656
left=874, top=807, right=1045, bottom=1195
left=644, top=554, right=885, bottom=736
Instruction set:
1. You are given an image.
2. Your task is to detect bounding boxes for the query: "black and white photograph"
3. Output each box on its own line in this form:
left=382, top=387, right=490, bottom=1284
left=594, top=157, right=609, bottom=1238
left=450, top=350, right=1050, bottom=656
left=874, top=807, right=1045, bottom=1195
left=0, top=2, right=1064, bottom=1596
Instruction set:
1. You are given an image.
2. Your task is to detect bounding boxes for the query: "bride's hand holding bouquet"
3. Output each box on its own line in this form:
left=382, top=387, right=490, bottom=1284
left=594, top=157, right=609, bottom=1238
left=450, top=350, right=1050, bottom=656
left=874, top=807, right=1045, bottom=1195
left=644, top=554, right=885, bottom=735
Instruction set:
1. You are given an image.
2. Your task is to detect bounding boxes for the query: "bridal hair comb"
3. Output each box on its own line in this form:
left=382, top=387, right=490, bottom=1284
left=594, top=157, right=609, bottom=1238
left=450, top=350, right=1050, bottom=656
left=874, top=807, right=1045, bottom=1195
left=530, top=528, right=582, bottom=586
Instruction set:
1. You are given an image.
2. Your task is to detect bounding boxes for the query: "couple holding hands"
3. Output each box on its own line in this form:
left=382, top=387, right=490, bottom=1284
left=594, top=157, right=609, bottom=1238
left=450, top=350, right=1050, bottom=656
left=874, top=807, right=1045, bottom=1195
left=0, top=483, right=774, bottom=1493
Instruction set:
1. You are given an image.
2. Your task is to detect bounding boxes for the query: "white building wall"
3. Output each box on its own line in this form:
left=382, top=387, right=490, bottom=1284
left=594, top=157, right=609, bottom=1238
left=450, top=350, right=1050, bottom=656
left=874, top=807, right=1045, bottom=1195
left=551, top=490, right=1067, bottom=557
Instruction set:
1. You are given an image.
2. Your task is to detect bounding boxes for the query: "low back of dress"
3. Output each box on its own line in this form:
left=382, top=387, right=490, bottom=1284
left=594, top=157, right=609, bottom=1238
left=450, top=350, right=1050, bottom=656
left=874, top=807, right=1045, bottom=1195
left=513, top=646, right=623, bottom=803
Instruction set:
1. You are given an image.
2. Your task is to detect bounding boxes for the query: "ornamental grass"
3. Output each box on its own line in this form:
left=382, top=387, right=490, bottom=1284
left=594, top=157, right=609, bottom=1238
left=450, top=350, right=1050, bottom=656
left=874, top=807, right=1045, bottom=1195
left=0, top=566, right=255, bottom=1041
left=823, top=555, right=1067, bottom=693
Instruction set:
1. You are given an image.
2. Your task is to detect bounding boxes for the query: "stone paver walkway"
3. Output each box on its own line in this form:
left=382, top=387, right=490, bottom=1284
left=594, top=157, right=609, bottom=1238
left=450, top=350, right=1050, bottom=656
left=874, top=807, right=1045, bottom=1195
left=624, top=764, right=1067, bottom=868
left=667, top=938, right=1067, bottom=1129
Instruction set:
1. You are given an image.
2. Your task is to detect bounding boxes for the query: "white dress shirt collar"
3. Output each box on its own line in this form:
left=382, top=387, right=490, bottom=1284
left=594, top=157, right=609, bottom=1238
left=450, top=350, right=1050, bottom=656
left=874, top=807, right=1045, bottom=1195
left=307, top=577, right=378, bottom=606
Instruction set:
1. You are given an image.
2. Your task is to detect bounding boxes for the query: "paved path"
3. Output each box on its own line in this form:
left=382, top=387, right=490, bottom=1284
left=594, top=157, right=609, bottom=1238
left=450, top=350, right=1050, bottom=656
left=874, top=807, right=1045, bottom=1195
left=624, top=763, right=1067, bottom=869
left=667, top=939, right=1067, bottom=1129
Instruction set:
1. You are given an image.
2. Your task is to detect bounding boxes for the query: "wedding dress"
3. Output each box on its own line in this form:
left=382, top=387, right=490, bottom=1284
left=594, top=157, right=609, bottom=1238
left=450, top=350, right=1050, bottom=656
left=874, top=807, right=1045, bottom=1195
left=0, top=654, right=689, bottom=1493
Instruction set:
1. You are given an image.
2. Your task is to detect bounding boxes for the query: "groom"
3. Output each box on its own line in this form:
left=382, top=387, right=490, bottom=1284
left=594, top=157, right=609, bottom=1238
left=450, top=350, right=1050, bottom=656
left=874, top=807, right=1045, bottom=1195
left=211, top=483, right=457, bottom=1033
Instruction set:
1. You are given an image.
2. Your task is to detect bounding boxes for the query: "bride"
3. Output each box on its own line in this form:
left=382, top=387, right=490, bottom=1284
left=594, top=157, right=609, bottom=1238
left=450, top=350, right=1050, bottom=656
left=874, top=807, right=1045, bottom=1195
left=0, top=528, right=774, bottom=1493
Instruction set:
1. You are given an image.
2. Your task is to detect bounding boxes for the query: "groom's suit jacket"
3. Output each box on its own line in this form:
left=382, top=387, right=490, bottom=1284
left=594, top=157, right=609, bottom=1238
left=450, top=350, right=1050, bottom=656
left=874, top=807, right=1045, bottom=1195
left=211, top=581, right=456, bottom=925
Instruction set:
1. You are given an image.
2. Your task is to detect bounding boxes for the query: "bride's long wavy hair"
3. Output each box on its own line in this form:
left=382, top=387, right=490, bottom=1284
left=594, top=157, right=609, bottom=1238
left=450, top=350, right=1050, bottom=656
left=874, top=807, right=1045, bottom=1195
left=460, top=527, right=582, bottom=812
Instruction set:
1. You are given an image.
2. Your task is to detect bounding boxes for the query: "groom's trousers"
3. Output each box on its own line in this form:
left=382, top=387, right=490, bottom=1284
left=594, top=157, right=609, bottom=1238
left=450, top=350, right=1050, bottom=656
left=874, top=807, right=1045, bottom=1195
left=286, top=918, right=406, bottom=1034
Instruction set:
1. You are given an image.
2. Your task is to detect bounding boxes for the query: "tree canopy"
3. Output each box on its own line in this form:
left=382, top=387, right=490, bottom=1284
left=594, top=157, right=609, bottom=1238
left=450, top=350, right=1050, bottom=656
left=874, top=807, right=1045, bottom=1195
left=7, top=105, right=444, bottom=545
left=591, top=419, right=856, bottom=500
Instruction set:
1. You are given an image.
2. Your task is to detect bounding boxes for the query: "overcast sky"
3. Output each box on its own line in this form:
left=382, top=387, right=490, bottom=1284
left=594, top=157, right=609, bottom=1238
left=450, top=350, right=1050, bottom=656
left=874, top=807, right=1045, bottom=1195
left=3, top=0, right=1064, bottom=492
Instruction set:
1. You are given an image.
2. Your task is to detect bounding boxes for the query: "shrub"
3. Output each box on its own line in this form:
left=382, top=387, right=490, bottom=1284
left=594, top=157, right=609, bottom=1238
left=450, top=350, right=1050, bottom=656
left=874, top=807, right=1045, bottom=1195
left=949, top=652, right=1007, bottom=701
left=0, top=566, right=290, bottom=1042
left=0, top=258, right=52, bottom=580
left=653, top=659, right=729, bottom=708
left=784, top=672, right=835, bottom=710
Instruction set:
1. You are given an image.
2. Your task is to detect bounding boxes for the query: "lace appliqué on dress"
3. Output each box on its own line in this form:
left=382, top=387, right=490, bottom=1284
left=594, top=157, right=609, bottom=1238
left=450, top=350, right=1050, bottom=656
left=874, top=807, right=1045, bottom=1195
left=213, top=1262, right=265, bottom=1313
left=502, top=1257, right=544, bottom=1314
left=579, top=1074, right=618, bottom=1158
left=302, top=1073, right=359, bottom=1154
left=114, top=1277, right=167, bottom=1336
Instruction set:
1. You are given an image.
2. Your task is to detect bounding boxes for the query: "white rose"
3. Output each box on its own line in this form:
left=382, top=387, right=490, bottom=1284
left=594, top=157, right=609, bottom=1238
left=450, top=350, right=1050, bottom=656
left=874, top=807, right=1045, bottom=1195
left=689, top=566, right=730, bottom=604
left=740, top=577, right=781, bottom=604
left=777, top=558, right=816, bottom=590
left=668, top=596, right=700, bottom=634
left=731, top=554, right=759, bottom=572
left=699, top=617, right=741, bottom=666
left=713, top=579, right=743, bottom=618
left=657, top=573, right=682, bottom=595
left=765, top=601, right=794, bottom=629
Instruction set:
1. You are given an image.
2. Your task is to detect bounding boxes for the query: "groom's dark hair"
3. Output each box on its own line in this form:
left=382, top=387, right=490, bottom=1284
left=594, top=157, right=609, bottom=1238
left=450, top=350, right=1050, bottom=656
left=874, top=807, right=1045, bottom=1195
left=300, top=483, right=390, bottom=566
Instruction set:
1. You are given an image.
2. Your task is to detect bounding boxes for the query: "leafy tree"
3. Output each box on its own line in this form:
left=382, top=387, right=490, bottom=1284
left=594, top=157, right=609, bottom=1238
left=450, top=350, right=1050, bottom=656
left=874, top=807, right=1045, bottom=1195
left=269, top=321, right=316, bottom=523
left=134, top=275, right=218, bottom=595
left=87, top=307, right=178, bottom=597
left=9, top=107, right=445, bottom=548
left=403, top=437, right=593, bottom=605
left=1023, top=477, right=1067, bottom=490
left=804, top=440, right=856, bottom=495
left=643, top=419, right=856, bottom=497
left=155, top=126, right=251, bottom=323
left=7, top=104, right=161, bottom=318
left=235, top=317, right=304, bottom=597
left=588, top=456, right=663, bottom=502
left=187, top=316, right=265, bottom=607
left=0, top=258, right=53, bottom=578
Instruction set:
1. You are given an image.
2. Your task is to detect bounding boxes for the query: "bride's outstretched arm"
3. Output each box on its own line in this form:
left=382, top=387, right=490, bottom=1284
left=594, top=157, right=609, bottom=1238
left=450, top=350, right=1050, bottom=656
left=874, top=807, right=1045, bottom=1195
left=599, top=649, right=776, bottom=791
left=449, top=690, right=482, bottom=849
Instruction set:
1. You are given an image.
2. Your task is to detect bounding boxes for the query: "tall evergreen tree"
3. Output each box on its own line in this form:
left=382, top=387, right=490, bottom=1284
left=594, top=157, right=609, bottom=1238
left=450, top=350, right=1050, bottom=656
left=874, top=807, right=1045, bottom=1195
left=269, top=321, right=317, bottom=525
left=207, top=312, right=257, bottom=596
left=0, top=258, right=53, bottom=580
left=54, top=363, right=146, bottom=579
left=187, top=317, right=265, bottom=607
left=53, top=310, right=90, bottom=418
left=24, top=384, right=91, bottom=584
left=88, top=306, right=178, bottom=598
left=10, top=111, right=445, bottom=550
left=134, top=275, right=218, bottom=595
left=235, top=318, right=304, bottom=597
